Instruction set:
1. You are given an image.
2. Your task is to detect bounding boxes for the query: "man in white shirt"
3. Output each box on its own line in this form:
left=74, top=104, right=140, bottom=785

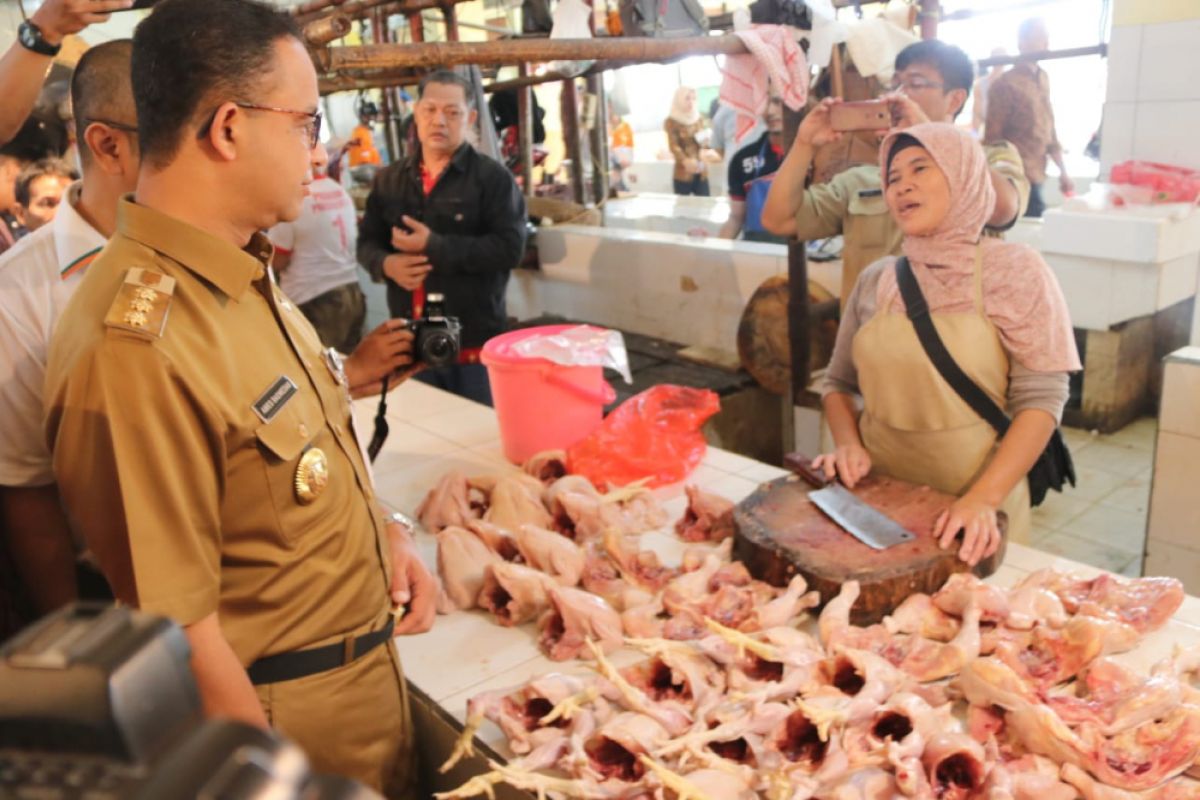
left=0, top=40, right=137, bottom=618
left=269, top=146, right=366, bottom=352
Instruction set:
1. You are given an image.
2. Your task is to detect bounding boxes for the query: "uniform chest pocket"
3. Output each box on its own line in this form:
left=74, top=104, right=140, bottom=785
left=254, top=400, right=332, bottom=545
left=847, top=192, right=891, bottom=249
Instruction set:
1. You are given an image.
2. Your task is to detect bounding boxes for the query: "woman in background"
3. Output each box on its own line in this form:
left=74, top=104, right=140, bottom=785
left=664, top=86, right=717, bottom=196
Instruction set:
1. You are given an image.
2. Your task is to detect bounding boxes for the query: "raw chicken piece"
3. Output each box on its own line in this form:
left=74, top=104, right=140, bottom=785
left=662, top=553, right=725, bottom=614
left=885, top=594, right=962, bottom=642
left=1061, top=763, right=1200, bottom=800
left=1047, top=658, right=1184, bottom=735
left=994, top=615, right=1139, bottom=689
left=648, top=766, right=757, bottom=800
left=621, top=595, right=667, bottom=640
left=545, top=475, right=601, bottom=538
left=417, top=470, right=476, bottom=532
left=602, top=529, right=679, bottom=592
left=894, top=603, right=983, bottom=682
left=815, top=766, right=902, bottom=800
left=674, top=485, right=735, bottom=543
left=537, top=586, right=623, bottom=661
left=933, top=573, right=1011, bottom=622
left=580, top=542, right=630, bottom=607
left=484, top=475, right=554, bottom=533
left=747, top=575, right=821, bottom=630
left=922, top=732, right=990, bottom=800
left=767, top=705, right=835, bottom=773
left=622, top=638, right=727, bottom=716
left=523, top=449, right=568, bottom=484
left=464, top=519, right=523, bottom=562
left=581, top=712, right=671, bottom=783
left=984, top=754, right=1077, bottom=800
left=478, top=562, right=554, bottom=626
left=958, top=656, right=1043, bottom=711
left=437, top=526, right=501, bottom=610
left=1019, top=570, right=1184, bottom=635
left=742, top=574, right=820, bottom=631
left=586, top=640, right=692, bottom=736
left=819, top=580, right=861, bottom=651
left=515, top=524, right=585, bottom=586
left=1005, top=583, right=1069, bottom=630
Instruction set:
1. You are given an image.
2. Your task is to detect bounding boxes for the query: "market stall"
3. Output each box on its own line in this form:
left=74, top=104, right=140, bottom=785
left=359, top=380, right=1200, bottom=799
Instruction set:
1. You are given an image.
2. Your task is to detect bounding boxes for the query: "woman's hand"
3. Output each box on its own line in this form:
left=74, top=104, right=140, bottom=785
left=934, top=494, right=1002, bottom=567
left=811, top=444, right=872, bottom=488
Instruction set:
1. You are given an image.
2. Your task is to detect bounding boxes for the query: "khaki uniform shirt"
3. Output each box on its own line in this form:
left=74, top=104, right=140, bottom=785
left=795, top=141, right=1030, bottom=305
left=44, top=199, right=393, bottom=665
left=664, top=117, right=707, bottom=182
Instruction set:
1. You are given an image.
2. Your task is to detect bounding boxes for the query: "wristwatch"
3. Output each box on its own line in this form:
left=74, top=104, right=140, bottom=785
left=18, top=20, right=61, bottom=57
left=388, top=511, right=416, bottom=531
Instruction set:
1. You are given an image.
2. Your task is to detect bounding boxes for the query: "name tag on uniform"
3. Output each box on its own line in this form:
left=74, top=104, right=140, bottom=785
left=857, top=189, right=883, bottom=198
left=253, top=376, right=298, bottom=423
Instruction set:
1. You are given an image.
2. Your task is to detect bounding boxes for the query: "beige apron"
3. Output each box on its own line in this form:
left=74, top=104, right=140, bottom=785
left=851, top=250, right=1032, bottom=543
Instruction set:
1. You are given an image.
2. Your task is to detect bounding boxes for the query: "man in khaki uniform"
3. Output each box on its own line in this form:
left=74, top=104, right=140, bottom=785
left=763, top=40, right=1030, bottom=305
left=42, top=1, right=434, bottom=796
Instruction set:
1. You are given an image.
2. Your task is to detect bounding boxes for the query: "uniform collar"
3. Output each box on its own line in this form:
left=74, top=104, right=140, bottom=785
left=116, top=197, right=271, bottom=301
left=409, top=141, right=472, bottom=175
left=54, top=182, right=107, bottom=279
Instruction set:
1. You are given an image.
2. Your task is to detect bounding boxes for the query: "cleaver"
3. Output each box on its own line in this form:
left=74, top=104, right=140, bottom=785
left=783, top=453, right=916, bottom=550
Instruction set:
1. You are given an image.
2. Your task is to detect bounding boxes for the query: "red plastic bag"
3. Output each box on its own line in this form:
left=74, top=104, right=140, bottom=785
left=567, top=385, right=720, bottom=489
left=1110, top=160, right=1200, bottom=203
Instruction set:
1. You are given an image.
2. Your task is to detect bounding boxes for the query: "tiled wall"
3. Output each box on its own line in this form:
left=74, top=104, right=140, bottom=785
left=1101, top=12, right=1200, bottom=173
left=1145, top=347, right=1200, bottom=590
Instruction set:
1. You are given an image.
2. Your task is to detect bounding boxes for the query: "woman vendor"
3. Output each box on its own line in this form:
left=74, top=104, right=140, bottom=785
left=664, top=86, right=718, bottom=196
left=814, top=123, right=1080, bottom=567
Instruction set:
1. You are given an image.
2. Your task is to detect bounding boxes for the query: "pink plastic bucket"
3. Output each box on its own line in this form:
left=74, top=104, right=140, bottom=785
left=482, top=325, right=617, bottom=464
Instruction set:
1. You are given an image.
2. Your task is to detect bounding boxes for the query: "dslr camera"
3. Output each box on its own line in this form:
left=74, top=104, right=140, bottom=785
left=407, top=293, right=462, bottom=368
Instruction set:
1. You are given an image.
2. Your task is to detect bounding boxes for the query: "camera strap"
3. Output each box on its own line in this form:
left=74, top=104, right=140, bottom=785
left=367, top=376, right=390, bottom=462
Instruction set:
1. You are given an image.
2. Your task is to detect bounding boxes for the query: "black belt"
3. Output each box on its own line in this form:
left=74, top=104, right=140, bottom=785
left=247, top=621, right=393, bottom=685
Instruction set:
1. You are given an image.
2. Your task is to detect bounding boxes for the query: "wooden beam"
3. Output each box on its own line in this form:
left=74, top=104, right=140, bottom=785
left=322, top=35, right=747, bottom=71
left=303, top=14, right=351, bottom=47
left=296, top=0, right=473, bottom=25
left=319, top=70, right=422, bottom=94
left=978, top=44, right=1107, bottom=68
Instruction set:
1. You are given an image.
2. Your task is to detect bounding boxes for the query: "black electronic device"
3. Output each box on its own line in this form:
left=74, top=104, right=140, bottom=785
left=408, top=293, right=462, bottom=368
left=113, top=0, right=164, bottom=10
left=0, top=605, right=383, bottom=799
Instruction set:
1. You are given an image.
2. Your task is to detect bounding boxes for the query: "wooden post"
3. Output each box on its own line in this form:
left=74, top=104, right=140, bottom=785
left=919, top=0, right=938, bottom=39
left=373, top=9, right=400, bottom=163
left=787, top=241, right=810, bottom=400
left=442, top=2, right=459, bottom=41
left=561, top=78, right=585, bottom=205
left=408, top=11, right=425, bottom=41
left=586, top=73, right=609, bottom=203
left=517, top=63, right=535, bottom=197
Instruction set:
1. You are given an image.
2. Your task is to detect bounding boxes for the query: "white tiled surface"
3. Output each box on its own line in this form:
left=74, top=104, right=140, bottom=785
left=364, top=382, right=1195, bottom=758
left=1102, top=18, right=1200, bottom=173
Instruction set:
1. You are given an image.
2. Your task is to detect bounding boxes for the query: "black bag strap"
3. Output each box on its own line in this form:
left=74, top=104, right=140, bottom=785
left=894, top=255, right=1011, bottom=437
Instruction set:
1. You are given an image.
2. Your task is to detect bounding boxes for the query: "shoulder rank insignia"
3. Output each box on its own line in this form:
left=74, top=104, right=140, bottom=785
left=104, top=268, right=176, bottom=338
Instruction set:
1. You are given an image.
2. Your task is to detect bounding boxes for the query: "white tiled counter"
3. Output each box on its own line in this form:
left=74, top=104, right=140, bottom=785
left=356, top=380, right=1200, bottom=794
left=1146, top=347, right=1200, bottom=588
left=1036, top=204, right=1200, bottom=432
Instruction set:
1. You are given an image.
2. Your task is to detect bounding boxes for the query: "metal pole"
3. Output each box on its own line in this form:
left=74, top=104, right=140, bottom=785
left=372, top=10, right=399, bottom=163
left=517, top=63, right=535, bottom=197
left=787, top=241, right=810, bottom=400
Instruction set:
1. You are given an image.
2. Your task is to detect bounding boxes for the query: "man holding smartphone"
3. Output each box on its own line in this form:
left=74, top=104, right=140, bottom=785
left=357, top=69, right=527, bottom=406
left=761, top=40, right=1029, bottom=305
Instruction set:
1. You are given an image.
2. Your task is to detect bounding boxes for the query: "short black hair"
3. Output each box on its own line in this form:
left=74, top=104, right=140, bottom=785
left=0, top=114, right=66, bottom=164
left=895, top=40, right=975, bottom=118
left=885, top=133, right=923, bottom=179
left=71, top=39, right=136, bottom=166
left=131, top=0, right=302, bottom=169
left=15, top=158, right=79, bottom=207
left=418, top=69, right=475, bottom=108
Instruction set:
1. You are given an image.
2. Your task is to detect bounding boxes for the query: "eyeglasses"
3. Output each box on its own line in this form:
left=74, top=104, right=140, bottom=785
left=200, top=102, right=323, bottom=149
left=83, top=117, right=138, bottom=134
left=890, top=76, right=945, bottom=93
left=235, top=102, right=323, bottom=149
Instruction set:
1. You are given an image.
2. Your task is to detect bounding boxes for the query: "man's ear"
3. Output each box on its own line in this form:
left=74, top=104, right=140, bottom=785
left=83, top=123, right=125, bottom=175
left=202, top=101, right=243, bottom=161
left=947, top=88, right=968, bottom=120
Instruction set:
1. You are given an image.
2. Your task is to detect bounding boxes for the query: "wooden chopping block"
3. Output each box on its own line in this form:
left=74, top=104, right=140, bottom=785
left=733, top=475, right=1007, bottom=625
left=737, top=276, right=839, bottom=396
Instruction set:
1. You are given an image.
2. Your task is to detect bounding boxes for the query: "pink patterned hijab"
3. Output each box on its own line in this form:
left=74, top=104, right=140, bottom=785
left=874, top=123, right=1081, bottom=373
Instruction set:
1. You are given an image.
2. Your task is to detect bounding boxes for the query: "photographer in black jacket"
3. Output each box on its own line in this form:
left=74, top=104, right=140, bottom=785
left=357, top=69, right=527, bottom=405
